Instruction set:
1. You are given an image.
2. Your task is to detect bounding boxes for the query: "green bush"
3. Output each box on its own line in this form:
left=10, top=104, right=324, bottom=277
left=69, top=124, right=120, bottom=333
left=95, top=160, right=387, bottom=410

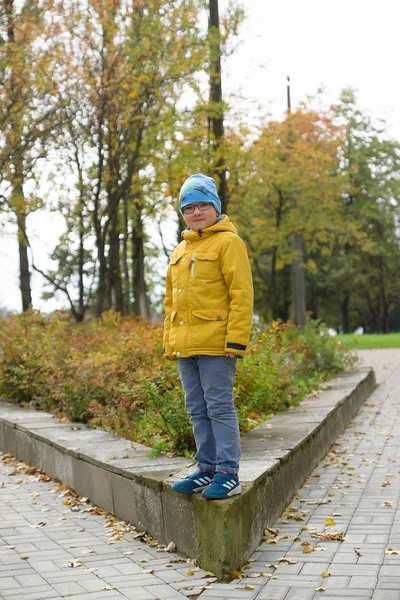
left=0, top=311, right=355, bottom=456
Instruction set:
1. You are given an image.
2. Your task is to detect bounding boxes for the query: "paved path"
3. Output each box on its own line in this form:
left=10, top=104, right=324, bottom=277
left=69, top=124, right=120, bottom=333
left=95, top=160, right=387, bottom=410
left=1, top=349, right=400, bottom=600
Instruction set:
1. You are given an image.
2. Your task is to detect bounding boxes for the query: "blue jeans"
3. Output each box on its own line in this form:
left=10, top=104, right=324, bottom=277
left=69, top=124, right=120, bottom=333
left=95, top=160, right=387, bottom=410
left=178, top=355, right=240, bottom=475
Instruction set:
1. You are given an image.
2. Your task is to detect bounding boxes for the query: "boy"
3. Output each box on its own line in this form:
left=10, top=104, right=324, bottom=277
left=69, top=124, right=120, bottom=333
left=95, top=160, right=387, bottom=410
left=163, top=173, right=253, bottom=499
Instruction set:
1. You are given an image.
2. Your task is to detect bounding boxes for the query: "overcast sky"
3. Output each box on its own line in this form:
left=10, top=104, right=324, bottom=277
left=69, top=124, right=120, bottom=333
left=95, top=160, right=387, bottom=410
left=1, top=0, right=399, bottom=312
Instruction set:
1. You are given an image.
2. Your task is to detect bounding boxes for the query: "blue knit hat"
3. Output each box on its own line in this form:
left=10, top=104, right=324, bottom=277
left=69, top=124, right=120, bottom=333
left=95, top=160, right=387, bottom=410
left=179, top=174, right=221, bottom=215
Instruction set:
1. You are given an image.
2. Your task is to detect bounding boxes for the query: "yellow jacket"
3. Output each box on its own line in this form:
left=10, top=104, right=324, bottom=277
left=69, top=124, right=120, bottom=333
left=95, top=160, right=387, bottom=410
left=163, top=216, right=253, bottom=358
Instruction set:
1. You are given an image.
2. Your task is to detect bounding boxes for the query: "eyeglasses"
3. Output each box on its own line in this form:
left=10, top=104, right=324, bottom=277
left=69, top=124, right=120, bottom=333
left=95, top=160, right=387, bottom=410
left=182, top=202, right=212, bottom=215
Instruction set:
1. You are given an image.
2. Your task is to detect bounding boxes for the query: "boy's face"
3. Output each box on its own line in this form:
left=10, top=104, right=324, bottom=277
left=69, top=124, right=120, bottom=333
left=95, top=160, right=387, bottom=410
left=182, top=203, right=218, bottom=231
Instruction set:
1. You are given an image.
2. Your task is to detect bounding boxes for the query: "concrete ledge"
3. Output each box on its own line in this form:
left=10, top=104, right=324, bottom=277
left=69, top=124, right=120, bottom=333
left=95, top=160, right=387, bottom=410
left=0, top=367, right=376, bottom=580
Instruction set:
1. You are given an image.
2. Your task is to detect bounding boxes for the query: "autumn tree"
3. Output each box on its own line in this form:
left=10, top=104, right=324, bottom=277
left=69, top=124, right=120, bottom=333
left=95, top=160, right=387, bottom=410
left=317, top=89, right=400, bottom=332
left=51, top=0, right=206, bottom=318
left=229, top=107, right=348, bottom=321
left=0, top=0, right=62, bottom=310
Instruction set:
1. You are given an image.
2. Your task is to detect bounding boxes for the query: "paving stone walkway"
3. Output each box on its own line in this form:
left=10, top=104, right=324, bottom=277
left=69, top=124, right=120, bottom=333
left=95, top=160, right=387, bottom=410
left=1, top=349, right=400, bottom=600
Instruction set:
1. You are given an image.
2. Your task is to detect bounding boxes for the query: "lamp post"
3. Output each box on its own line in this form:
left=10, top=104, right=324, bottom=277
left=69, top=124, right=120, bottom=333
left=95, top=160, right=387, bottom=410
left=287, top=77, right=306, bottom=328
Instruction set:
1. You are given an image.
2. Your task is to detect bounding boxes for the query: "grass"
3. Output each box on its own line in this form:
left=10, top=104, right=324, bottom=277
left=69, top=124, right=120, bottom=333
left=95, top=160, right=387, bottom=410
left=337, top=333, right=400, bottom=349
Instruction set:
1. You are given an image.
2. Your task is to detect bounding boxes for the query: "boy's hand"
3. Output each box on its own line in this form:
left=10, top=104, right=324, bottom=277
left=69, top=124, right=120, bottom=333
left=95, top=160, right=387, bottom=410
left=226, top=352, right=236, bottom=358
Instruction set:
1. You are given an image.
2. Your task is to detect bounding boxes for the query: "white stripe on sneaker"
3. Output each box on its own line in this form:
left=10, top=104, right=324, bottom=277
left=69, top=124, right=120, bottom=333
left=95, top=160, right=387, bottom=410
left=222, top=480, right=237, bottom=489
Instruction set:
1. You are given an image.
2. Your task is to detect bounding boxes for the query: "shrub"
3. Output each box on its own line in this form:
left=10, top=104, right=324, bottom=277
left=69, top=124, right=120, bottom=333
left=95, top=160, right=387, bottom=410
left=0, top=311, right=355, bottom=456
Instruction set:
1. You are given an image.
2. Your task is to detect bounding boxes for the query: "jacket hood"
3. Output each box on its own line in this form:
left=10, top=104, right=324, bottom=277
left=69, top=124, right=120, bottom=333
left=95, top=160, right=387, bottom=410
left=182, top=215, right=238, bottom=242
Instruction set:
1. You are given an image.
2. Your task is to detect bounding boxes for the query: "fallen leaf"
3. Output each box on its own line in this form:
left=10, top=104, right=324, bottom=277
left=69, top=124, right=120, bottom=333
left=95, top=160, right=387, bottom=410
left=244, top=585, right=255, bottom=590
left=166, top=541, right=176, bottom=552
left=303, top=544, right=314, bottom=553
left=316, top=531, right=345, bottom=541
left=231, top=569, right=242, bottom=580
left=315, top=587, right=326, bottom=592
left=30, top=521, right=46, bottom=528
left=278, top=557, right=297, bottom=564
left=321, top=572, right=331, bottom=577
left=66, top=559, right=82, bottom=568
left=325, top=519, right=336, bottom=525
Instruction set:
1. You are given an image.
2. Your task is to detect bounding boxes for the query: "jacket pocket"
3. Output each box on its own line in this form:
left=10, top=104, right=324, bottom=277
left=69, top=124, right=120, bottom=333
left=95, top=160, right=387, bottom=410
left=191, top=309, right=228, bottom=322
left=170, top=255, right=183, bottom=288
left=189, top=309, right=228, bottom=351
left=192, top=251, right=220, bottom=280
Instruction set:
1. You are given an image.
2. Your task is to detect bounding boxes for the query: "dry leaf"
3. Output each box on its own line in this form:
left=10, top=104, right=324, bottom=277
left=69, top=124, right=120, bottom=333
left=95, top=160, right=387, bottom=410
left=321, top=572, right=331, bottom=577
left=303, top=544, right=314, bottom=553
left=325, top=519, right=336, bottom=525
left=316, top=531, right=345, bottom=541
left=315, top=587, right=326, bottom=592
left=278, top=558, right=297, bottom=564
left=166, top=541, right=176, bottom=552
left=30, top=521, right=46, bottom=528
left=66, top=559, right=82, bottom=568
left=244, top=585, right=255, bottom=590
left=231, top=569, right=242, bottom=580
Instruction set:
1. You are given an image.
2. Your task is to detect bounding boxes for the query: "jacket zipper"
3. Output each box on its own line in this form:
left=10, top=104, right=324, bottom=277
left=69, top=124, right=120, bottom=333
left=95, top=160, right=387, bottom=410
left=189, top=252, right=197, bottom=276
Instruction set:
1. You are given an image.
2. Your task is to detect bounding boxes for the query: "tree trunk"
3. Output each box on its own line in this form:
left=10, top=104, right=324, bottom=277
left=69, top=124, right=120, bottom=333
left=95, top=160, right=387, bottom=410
left=208, top=0, right=227, bottom=213
left=122, top=191, right=131, bottom=314
left=290, top=233, right=306, bottom=328
left=131, top=207, right=149, bottom=318
left=108, top=198, right=123, bottom=313
left=77, top=177, right=85, bottom=321
left=379, top=260, right=389, bottom=333
left=96, top=236, right=107, bottom=317
left=14, top=185, right=32, bottom=312
left=18, top=213, right=32, bottom=311
left=341, top=290, right=351, bottom=333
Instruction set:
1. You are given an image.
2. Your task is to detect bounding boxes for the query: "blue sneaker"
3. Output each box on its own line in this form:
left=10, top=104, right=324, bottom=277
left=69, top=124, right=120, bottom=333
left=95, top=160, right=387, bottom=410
left=172, top=467, right=215, bottom=494
left=201, top=470, right=241, bottom=500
